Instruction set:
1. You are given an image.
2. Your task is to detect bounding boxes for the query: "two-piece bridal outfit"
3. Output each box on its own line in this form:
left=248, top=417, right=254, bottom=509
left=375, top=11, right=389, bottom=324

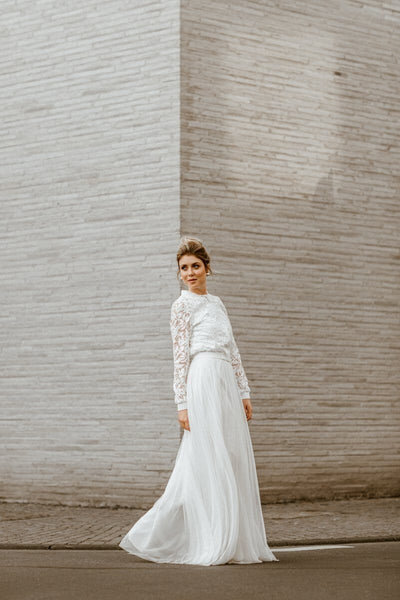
left=119, top=288, right=278, bottom=565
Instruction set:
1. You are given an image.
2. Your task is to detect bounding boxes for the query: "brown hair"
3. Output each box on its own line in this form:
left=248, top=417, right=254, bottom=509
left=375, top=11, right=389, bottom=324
left=176, top=236, right=213, bottom=280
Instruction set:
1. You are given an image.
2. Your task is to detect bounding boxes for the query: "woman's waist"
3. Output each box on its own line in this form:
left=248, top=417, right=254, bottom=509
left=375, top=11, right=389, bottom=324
left=190, top=350, right=231, bottom=363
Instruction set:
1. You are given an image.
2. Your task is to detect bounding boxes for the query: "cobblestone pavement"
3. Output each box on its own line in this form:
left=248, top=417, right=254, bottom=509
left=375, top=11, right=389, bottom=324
left=0, top=497, right=399, bottom=549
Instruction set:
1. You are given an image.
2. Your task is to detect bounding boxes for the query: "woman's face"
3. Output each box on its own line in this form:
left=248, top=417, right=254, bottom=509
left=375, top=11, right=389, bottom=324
left=179, top=254, right=208, bottom=292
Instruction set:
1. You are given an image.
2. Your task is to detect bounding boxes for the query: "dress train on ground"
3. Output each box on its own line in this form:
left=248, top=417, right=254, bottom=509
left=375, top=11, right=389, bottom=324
left=119, top=351, right=279, bottom=566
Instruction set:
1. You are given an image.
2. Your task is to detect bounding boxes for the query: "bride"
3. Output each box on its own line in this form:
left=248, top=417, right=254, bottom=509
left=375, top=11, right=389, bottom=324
left=119, top=236, right=279, bottom=566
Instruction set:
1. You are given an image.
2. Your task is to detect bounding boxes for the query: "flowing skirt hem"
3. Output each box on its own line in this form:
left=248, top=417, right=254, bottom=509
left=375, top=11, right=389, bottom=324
left=119, top=352, right=279, bottom=566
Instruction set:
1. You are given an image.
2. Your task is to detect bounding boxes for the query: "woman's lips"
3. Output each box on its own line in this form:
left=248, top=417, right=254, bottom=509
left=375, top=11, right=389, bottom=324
left=188, top=279, right=196, bottom=282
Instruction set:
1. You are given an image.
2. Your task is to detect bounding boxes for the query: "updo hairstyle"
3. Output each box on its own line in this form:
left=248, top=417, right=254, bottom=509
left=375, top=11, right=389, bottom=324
left=176, top=236, right=213, bottom=280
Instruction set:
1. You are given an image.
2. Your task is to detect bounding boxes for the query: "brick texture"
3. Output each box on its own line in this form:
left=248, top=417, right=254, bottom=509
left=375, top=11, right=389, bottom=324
left=0, top=0, right=181, bottom=508
left=181, top=0, right=400, bottom=502
left=1, top=0, right=399, bottom=508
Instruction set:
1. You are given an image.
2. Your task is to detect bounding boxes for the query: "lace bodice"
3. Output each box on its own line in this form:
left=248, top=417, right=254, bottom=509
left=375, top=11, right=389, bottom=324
left=169, top=290, right=251, bottom=410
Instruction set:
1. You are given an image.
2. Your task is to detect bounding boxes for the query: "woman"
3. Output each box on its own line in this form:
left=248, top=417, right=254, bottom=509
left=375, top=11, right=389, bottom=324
left=119, top=236, right=279, bottom=565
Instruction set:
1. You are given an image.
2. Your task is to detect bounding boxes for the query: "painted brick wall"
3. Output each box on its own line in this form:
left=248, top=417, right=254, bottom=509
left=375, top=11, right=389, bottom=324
left=181, top=0, right=400, bottom=502
left=0, top=0, right=181, bottom=507
left=1, top=0, right=399, bottom=509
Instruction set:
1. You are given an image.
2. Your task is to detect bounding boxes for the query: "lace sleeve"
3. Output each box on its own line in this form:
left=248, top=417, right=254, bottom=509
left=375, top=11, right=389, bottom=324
left=170, top=300, right=191, bottom=411
left=230, top=335, right=251, bottom=400
left=218, top=297, right=251, bottom=400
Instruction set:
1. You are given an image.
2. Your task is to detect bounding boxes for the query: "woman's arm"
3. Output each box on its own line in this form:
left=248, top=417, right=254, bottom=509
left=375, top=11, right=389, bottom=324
left=217, top=297, right=251, bottom=400
left=230, top=334, right=251, bottom=401
left=169, top=299, right=191, bottom=411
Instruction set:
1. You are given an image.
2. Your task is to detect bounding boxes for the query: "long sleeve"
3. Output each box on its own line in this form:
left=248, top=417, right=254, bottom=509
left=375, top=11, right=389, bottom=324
left=217, top=297, right=251, bottom=400
left=169, top=300, right=191, bottom=411
left=230, top=335, right=251, bottom=400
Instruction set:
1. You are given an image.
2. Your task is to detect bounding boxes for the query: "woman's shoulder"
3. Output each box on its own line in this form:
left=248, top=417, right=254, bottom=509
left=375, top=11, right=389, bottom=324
left=210, top=293, right=224, bottom=304
left=172, top=290, right=226, bottom=302
left=170, top=291, right=222, bottom=313
left=212, top=294, right=228, bottom=314
left=170, top=292, right=195, bottom=314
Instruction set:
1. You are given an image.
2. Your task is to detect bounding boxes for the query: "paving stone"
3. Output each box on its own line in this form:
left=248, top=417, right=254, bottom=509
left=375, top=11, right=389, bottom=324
left=0, top=497, right=398, bottom=549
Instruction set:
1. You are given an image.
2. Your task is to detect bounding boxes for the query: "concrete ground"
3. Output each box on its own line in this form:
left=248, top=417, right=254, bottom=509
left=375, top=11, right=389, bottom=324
left=0, top=496, right=399, bottom=549
left=1, top=542, right=400, bottom=600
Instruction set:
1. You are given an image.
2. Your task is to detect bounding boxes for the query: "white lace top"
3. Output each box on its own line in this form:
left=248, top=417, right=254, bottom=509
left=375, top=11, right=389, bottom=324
left=170, top=289, right=251, bottom=410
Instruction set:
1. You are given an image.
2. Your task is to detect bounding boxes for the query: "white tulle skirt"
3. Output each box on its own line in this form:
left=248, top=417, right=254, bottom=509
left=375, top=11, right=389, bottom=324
left=119, top=351, right=279, bottom=566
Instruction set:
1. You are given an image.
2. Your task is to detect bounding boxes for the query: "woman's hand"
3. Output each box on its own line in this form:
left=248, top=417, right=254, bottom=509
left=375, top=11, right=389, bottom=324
left=242, top=398, right=252, bottom=421
left=178, top=408, right=190, bottom=431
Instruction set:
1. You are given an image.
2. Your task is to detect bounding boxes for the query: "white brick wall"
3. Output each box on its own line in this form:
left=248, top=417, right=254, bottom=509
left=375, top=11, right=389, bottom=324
left=0, top=0, right=181, bottom=507
left=181, top=0, right=400, bottom=502
left=1, top=0, right=399, bottom=508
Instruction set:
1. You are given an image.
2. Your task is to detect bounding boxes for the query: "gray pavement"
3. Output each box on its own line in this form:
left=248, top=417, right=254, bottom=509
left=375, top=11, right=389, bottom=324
left=1, top=543, right=400, bottom=600
left=0, top=496, right=399, bottom=549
